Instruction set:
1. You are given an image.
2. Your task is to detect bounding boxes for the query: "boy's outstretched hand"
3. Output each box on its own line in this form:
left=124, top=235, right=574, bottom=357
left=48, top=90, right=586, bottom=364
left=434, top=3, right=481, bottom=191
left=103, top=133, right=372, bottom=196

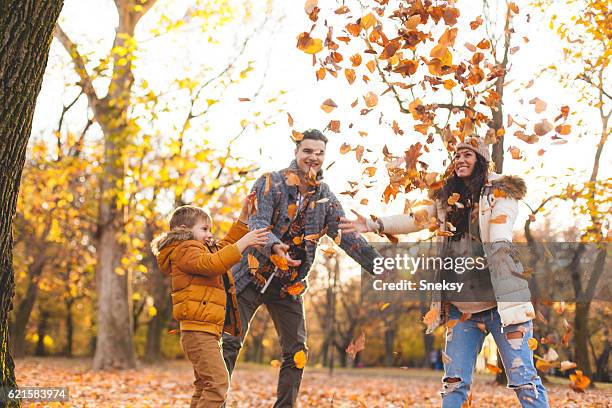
left=236, top=227, right=269, bottom=253
left=238, top=192, right=257, bottom=223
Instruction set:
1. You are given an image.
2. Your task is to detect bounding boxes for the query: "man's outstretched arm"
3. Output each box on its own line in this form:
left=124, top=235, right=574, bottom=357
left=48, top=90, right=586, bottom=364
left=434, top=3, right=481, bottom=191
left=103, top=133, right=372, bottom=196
left=324, top=190, right=380, bottom=275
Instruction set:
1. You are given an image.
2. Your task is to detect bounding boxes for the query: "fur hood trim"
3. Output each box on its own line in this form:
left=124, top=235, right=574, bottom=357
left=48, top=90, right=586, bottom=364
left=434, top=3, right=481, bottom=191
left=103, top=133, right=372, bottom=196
left=488, top=174, right=527, bottom=200
left=151, top=228, right=194, bottom=256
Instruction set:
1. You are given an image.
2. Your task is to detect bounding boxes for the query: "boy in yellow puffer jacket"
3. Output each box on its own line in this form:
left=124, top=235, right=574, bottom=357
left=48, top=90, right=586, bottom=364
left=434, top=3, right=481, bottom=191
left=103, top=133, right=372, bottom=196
left=151, top=196, right=268, bottom=408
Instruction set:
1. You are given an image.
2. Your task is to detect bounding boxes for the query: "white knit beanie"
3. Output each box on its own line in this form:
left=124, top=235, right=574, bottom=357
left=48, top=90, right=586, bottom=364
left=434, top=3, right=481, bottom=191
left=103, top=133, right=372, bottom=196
left=456, top=136, right=490, bottom=162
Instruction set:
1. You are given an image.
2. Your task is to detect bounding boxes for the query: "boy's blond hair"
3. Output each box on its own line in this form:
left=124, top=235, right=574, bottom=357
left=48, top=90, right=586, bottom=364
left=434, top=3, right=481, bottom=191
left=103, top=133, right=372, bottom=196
left=169, top=205, right=211, bottom=229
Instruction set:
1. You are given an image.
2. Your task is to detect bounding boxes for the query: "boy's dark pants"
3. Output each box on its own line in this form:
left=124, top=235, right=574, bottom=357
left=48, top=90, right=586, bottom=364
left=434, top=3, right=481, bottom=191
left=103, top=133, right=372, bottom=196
left=222, top=281, right=307, bottom=408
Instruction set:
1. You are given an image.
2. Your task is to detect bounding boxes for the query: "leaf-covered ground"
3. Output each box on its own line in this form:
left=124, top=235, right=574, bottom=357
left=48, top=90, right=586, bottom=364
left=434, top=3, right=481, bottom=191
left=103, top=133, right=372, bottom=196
left=14, top=358, right=611, bottom=407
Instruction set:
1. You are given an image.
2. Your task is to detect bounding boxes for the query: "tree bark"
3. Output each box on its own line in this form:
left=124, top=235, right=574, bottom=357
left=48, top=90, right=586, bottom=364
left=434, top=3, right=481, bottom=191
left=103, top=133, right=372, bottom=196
left=0, top=0, right=64, bottom=401
left=34, top=311, right=49, bottom=357
left=143, top=222, right=171, bottom=363
left=10, top=252, right=47, bottom=358
left=574, top=302, right=592, bottom=375
left=64, top=298, right=74, bottom=356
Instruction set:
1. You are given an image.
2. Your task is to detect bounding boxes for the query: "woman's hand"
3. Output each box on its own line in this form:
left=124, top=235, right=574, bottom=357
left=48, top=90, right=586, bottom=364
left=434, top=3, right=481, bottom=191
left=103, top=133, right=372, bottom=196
left=236, top=227, right=269, bottom=252
left=338, top=210, right=376, bottom=233
left=238, top=192, right=257, bottom=223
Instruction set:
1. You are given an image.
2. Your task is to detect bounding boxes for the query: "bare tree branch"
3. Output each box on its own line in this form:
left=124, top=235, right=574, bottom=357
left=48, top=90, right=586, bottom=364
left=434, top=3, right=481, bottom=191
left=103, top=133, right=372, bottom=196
left=54, top=24, right=100, bottom=111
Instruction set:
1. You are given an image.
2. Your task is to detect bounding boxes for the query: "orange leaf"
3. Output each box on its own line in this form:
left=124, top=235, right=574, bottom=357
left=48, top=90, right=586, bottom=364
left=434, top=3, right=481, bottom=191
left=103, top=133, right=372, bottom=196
left=286, top=172, right=300, bottom=186
left=296, top=32, right=323, bottom=54
left=555, top=124, right=571, bottom=135
left=291, top=130, right=304, bottom=142
left=293, top=350, right=307, bottom=369
left=270, top=254, right=289, bottom=271
left=447, top=319, right=459, bottom=329
left=423, top=308, right=439, bottom=326
left=316, top=67, right=326, bottom=81
left=346, top=332, right=366, bottom=359
left=569, top=370, right=590, bottom=392
left=247, top=253, right=259, bottom=274
left=443, top=79, right=456, bottom=90
left=287, top=282, right=305, bottom=296
left=364, top=92, right=378, bottom=108
left=360, top=13, right=377, bottom=30
left=345, top=68, right=356, bottom=84
left=486, top=363, right=502, bottom=374
left=321, top=98, right=337, bottom=113
left=529, top=97, right=547, bottom=113
left=287, top=203, right=297, bottom=219
left=447, top=192, right=461, bottom=206
left=534, top=119, right=553, bottom=136
left=366, top=60, right=376, bottom=73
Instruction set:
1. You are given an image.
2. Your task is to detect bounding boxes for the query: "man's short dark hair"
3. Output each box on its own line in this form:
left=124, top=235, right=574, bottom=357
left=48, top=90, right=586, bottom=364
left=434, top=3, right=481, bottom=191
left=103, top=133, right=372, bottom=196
left=297, top=129, right=328, bottom=146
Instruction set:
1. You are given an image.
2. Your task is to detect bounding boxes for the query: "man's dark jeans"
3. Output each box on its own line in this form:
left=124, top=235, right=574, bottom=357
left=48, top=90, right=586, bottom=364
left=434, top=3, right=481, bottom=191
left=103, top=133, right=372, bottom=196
left=222, top=281, right=307, bottom=408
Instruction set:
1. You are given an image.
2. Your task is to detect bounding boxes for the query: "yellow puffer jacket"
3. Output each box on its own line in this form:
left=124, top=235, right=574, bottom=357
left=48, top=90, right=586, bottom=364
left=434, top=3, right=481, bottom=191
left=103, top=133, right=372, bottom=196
left=151, top=221, right=248, bottom=338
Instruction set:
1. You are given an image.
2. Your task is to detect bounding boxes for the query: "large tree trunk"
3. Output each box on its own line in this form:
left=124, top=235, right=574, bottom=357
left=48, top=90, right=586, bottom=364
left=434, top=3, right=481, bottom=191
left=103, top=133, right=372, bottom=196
left=574, top=302, right=592, bottom=375
left=10, top=253, right=46, bottom=358
left=64, top=298, right=74, bottom=356
left=34, top=310, right=49, bottom=357
left=143, top=221, right=171, bottom=363
left=91, top=12, right=139, bottom=371
left=54, top=0, right=157, bottom=371
left=0, top=0, right=64, bottom=401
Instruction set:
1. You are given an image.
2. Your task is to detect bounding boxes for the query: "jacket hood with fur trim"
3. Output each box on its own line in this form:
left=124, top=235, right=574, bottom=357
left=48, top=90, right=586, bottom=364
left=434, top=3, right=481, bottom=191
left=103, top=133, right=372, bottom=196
left=488, top=174, right=526, bottom=200
left=430, top=173, right=526, bottom=200
left=151, top=229, right=196, bottom=275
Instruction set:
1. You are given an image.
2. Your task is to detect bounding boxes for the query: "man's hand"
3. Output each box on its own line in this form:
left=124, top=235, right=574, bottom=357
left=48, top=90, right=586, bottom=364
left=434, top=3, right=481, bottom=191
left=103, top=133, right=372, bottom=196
left=238, top=192, right=257, bottom=223
left=272, top=243, right=301, bottom=267
left=338, top=210, right=377, bottom=233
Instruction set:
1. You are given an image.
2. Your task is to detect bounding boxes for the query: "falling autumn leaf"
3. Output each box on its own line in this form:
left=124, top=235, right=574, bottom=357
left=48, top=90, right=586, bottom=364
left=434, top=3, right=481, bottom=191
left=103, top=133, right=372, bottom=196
left=293, top=350, right=308, bottom=369
left=287, top=282, right=305, bottom=296
left=569, top=370, right=590, bottom=392
left=270, top=254, right=289, bottom=271
left=422, top=308, right=439, bottom=326
left=364, top=92, right=378, bottom=108
left=529, top=97, right=547, bottom=113
left=321, top=98, right=338, bottom=113
left=346, top=332, right=366, bottom=360
left=534, top=119, right=553, bottom=136
left=360, top=13, right=377, bottom=30
left=291, top=130, right=304, bottom=142
left=247, top=253, right=259, bottom=274
left=528, top=337, right=538, bottom=350
left=296, top=32, right=323, bottom=54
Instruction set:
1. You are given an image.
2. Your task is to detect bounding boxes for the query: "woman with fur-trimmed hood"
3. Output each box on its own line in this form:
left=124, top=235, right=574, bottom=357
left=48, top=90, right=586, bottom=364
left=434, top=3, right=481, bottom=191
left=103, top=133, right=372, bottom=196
left=340, top=137, right=550, bottom=408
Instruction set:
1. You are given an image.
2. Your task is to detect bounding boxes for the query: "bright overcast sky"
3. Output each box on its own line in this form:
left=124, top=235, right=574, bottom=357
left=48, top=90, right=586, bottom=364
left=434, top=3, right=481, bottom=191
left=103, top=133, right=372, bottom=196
left=31, top=0, right=610, bottom=238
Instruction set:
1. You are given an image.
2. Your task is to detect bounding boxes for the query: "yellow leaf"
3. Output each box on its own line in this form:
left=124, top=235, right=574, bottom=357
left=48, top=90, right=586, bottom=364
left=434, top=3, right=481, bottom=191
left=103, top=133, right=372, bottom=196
left=148, top=306, right=157, bottom=317
left=528, top=337, right=538, bottom=350
left=293, top=350, right=308, bottom=369
left=360, top=13, right=377, bottom=30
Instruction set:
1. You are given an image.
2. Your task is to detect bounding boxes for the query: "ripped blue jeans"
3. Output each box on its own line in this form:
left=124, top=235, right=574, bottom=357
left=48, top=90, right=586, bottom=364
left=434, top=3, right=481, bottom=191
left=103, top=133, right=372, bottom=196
left=441, top=305, right=549, bottom=408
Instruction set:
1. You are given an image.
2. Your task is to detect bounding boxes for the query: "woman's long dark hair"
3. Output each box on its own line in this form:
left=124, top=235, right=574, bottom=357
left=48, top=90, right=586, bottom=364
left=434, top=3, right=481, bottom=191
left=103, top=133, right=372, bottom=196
left=435, top=154, right=489, bottom=240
